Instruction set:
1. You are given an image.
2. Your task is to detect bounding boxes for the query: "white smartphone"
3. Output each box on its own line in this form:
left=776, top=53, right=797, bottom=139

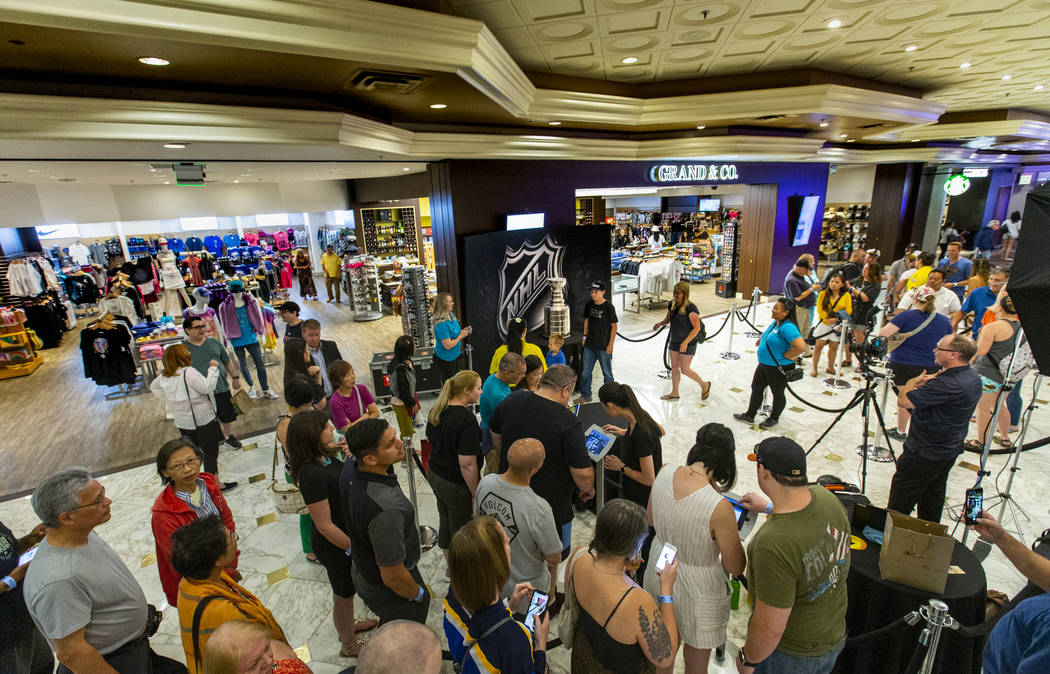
left=18, top=546, right=38, bottom=566
left=654, top=542, right=678, bottom=573
left=523, top=590, right=549, bottom=633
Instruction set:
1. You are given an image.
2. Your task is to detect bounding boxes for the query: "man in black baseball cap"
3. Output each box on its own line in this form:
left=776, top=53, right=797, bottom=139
left=735, top=437, right=851, bottom=673
left=575, top=279, right=617, bottom=404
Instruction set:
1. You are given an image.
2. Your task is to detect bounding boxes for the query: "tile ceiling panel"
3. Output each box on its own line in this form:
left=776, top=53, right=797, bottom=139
left=449, top=0, right=1050, bottom=114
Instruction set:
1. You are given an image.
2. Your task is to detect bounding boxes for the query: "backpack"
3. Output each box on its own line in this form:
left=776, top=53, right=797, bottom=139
left=999, top=333, right=1037, bottom=385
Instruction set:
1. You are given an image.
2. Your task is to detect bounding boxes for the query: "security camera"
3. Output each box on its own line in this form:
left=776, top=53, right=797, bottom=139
left=710, top=185, right=718, bottom=191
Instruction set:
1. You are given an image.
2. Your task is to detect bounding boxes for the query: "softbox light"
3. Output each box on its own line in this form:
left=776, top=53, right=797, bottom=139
left=1010, top=183, right=1050, bottom=375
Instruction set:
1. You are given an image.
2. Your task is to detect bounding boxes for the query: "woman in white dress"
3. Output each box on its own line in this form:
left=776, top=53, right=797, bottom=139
left=643, top=423, right=745, bottom=674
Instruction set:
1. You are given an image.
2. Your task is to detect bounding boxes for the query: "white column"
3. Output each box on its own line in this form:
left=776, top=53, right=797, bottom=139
left=115, top=220, right=130, bottom=260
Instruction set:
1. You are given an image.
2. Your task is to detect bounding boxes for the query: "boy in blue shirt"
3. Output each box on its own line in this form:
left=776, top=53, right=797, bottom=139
left=545, top=334, right=566, bottom=366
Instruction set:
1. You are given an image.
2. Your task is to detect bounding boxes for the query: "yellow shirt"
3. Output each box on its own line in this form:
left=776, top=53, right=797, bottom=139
left=906, top=266, right=931, bottom=290
left=489, top=341, right=547, bottom=374
left=321, top=252, right=342, bottom=277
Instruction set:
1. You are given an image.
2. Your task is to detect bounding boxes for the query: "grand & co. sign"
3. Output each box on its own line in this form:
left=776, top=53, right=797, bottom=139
left=649, top=163, right=739, bottom=182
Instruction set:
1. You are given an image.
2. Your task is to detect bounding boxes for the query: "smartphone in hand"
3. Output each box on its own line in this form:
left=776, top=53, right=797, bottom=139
left=654, top=542, right=678, bottom=573
left=523, top=590, right=549, bottom=633
left=964, top=487, right=983, bottom=525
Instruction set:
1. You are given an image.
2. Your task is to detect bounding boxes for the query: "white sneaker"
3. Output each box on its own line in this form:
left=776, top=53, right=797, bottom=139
left=248, top=387, right=258, bottom=399
left=263, top=389, right=280, bottom=399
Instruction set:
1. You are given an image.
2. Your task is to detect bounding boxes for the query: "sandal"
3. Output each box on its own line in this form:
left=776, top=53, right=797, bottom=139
left=660, top=394, right=679, bottom=400
left=305, top=554, right=321, bottom=566
left=354, top=618, right=379, bottom=633
left=340, top=640, right=365, bottom=658
left=963, top=440, right=984, bottom=452
left=701, top=381, right=711, bottom=400
left=995, top=435, right=1014, bottom=448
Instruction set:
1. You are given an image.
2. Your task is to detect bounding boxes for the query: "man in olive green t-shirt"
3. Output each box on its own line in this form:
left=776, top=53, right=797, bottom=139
left=735, top=437, right=850, bottom=673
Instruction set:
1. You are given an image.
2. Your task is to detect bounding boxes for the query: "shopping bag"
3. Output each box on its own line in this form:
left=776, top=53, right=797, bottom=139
left=879, top=512, right=954, bottom=593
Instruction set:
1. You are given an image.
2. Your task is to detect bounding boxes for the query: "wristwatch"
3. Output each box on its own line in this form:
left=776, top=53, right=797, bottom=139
left=620, top=465, right=626, bottom=475
left=738, top=650, right=762, bottom=667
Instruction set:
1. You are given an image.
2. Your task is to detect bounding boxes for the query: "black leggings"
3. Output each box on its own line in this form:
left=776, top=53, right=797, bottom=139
left=746, top=363, right=791, bottom=420
left=434, top=354, right=462, bottom=383
left=177, top=419, right=223, bottom=476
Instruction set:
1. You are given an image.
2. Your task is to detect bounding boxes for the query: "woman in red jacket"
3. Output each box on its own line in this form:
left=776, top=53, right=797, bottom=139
left=151, top=437, right=239, bottom=607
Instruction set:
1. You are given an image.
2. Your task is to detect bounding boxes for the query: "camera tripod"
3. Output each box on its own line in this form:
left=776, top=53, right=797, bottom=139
left=806, top=359, right=897, bottom=494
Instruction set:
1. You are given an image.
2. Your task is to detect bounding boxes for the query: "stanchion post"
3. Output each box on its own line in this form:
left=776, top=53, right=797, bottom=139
left=596, top=462, right=606, bottom=515
left=402, top=436, right=437, bottom=552
left=744, top=287, right=762, bottom=338
left=720, top=303, right=741, bottom=360
left=919, top=599, right=952, bottom=674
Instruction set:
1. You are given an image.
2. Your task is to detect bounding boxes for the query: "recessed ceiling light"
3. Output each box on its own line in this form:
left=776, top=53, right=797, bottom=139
left=839, top=133, right=848, bottom=138
left=846, top=139, right=856, bottom=143
left=27, top=169, right=43, bottom=173
left=1035, top=85, right=1045, bottom=91
left=164, top=181, right=170, bottom=184
left=233, top=180, right=240, bottom=183
left=137, top=56, right=170, bottom=66
left=911, top=139, right=921, bottom=143
left=402, top=167, right=411, bottom=171
left=240, top=173, right=251, bottom=177
left=429, top=103, right=447, bottom=109
left=904, top=44, right=919, bottom=52
left=621, top=56, right=639, bottom=64
left=695, top=125, right=706, bottom=130
left=1002, top=74, right=1012, bottom=80
left=548, top=121, right=561, bottom=126
left=163, top=143, right=187, bottom=149
left=960, top=62, right=972, bottom=69
left=819, top=120, right=829, bottom=127
left=998, top=154, right=1007, bottom=158
left=826, top=18, right=842, bottom=29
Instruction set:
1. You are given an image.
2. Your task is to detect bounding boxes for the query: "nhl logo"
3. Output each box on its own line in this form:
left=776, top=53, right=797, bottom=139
left=497, top=235, right=565, bottom=338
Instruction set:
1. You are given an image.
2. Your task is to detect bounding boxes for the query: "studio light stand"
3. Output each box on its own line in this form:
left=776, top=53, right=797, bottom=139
left=744, top=287, right=762, bottom=338
left=807, top=346, right=897, bottom=494
left=720, top=302, right=741, bottom=360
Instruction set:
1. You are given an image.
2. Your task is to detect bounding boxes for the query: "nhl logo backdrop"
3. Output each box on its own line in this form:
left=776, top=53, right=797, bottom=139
left=463, top=225, right=611, bottom=372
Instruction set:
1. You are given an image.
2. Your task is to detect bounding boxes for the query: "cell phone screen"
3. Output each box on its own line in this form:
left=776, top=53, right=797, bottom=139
left=523, top=591, right=549, bottom=632
left=964, top=488, right=983, bottom=525
left=18, top=546, right=38, bottom=566
left=654, top=543, right=678, bottom=573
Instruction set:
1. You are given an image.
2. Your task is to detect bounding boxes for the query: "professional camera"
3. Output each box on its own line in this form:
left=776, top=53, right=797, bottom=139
left=849, top=335, right=888, bottom=362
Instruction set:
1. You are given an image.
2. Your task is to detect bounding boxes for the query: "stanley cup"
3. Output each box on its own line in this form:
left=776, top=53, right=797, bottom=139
left=544, top=277, right=570, bottom=337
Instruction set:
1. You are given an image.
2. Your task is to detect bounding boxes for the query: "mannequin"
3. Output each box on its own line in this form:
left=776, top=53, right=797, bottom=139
left=182, top=288, right=227, bottom=343
left=156, top=237, right=192, bottom=316
left=218, top=279, right=278, bottom=399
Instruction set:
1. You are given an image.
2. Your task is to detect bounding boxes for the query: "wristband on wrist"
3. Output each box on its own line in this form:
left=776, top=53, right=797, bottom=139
left=765, top=502, right=774, bottom=515
left=657, top=594, right=674, bottom=604
left=414, top=585, right=425, bottom=602
left=1, top=576, right=16, bottom=590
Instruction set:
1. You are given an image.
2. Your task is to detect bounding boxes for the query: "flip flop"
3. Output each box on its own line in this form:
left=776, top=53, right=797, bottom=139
left=994, top=436, right=1014, bottom=448
left=701, top=381, right=712, bottom=400
left=660, top=394, right=680, bottom=400
left=963, top=440, right=984, bottom=452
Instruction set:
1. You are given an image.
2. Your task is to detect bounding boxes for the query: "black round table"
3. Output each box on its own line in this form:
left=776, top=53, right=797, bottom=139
left=833, top=531, right=986, bottom=674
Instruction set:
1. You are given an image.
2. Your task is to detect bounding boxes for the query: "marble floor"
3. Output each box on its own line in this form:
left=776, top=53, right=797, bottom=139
left=2, top=293, right=1049, bottom=673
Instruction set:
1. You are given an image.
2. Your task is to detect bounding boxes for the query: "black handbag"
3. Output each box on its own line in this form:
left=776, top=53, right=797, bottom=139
left=765, top=337, right=803, bottom=383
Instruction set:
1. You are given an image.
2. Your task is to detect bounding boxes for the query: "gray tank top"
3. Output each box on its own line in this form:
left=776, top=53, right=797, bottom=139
left=976, top=320, right=1020, bottom=383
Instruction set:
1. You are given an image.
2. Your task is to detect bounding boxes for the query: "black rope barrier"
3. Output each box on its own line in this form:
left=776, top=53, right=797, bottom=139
left=903, top=639, right=928, bottom=674
left=842, top=612, right=916, bottom=649
left=734, top=309, right=762, bottom=334
left=700, top=306, right=735, bottom=342
left=616, top=324, right=668, bottom=343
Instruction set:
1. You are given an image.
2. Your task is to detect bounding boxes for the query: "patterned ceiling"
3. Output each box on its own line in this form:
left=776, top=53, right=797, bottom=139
left=450, top=0, right=1050, bottom=115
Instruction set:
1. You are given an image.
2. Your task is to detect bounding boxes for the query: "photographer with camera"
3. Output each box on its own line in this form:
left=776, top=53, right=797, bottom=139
left=733, top=298, right=806, bottom=429
left=843, top=262, right=882, bottom=369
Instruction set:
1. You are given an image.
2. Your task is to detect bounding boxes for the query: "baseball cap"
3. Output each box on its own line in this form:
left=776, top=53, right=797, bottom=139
left=747, top=437, right=807, bottom=479
left=914, top=286, right=936, bottom=303
left=909, top=250, right=923, bottom=260
left=589, top=281, right=606, bottom=291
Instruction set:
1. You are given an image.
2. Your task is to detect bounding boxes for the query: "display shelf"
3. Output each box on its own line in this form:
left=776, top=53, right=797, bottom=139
left=575, top=197, right=605, bottom=226
left=821, top=203, right=870, bottom=261
left=716, top=221, right=739, bottom=298
left=361, top=206, right=418, bottom=256
left=346, top=255, right=384, bottom=322
left=0, top=313, right=42, bottom=378
left=400, top=265, right=434, bottom=348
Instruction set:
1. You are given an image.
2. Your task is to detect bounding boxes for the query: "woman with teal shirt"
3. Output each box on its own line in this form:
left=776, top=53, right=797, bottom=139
left=433, top=292, right=472, bottom=382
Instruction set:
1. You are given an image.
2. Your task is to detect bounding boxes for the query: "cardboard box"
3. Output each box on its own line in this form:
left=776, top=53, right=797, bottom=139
left=879, top=512, right=955, bottom=594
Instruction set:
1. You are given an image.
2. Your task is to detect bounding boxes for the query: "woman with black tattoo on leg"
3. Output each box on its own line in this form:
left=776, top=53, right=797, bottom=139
left=566, top=499, right=680, bottom=673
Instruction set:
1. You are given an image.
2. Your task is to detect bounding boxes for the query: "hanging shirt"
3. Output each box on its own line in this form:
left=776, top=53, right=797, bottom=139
left=243, top=232, right=259, bottom=246
left=273, top=231, right=291, bottom=250
left=204, top=236, right=225, bottom=256
left=223, top=234, right=241, bottom=249
left=166, top=237, right=186, bottom=253
left=67, top=243, right=91, bottom=266
left=185, top=236, right=205, bottom=252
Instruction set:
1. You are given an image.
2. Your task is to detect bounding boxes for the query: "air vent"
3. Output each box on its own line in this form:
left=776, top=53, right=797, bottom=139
left=859, top=122, right=885, bottom=129
left=347, top=70, right=426, bottom=94
left=755, top=114, right=786, bottom=121
left=55, top=177, right=78, bottom=183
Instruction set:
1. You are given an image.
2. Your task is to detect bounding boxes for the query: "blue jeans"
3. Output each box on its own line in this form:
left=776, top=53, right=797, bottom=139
left=1007, top=385, right=1022, bottom=426
left=560, top=522, right=572, bottom=558
left=580, top=346, right=614, bottom=398
left=234, top=342, right=269, bottom=390
left=755, top=640, right=844, bottom=674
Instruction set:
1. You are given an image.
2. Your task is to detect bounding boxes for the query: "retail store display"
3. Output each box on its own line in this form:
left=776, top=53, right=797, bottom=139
left=575, top=197, right=605, bottom=225
left=0, top=307, right=42, bottom=378
left=716, top=220, right=740, bottom=298
left=182, top=289, right=227, bottom=343
left=80, top=313, right=137, bottom=386
left=821, top=203, right=870, bottom=261
left=544, top=277, right=570, bottom=337
left=361, top=206, right=418, bottom=257
left=675, top=242, right=715, bottom=283
left=400, top=265, right=433, bottom=348
left=346, top=255, right=384, bottom=322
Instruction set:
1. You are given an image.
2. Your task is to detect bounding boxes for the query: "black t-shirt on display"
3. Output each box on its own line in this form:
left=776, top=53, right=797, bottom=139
left=298, top=458, right=348, bottom=542
left=425, top=405, right=483, bottom=484
left=617, top=423, right=662, bottom=508
left=489, top=390, right=592, bottom=526
left=667, top=302, right=701, bottom=346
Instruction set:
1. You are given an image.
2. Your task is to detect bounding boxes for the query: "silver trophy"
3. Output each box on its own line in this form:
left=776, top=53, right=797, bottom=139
left=544, top=277, right=570, bottom=337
